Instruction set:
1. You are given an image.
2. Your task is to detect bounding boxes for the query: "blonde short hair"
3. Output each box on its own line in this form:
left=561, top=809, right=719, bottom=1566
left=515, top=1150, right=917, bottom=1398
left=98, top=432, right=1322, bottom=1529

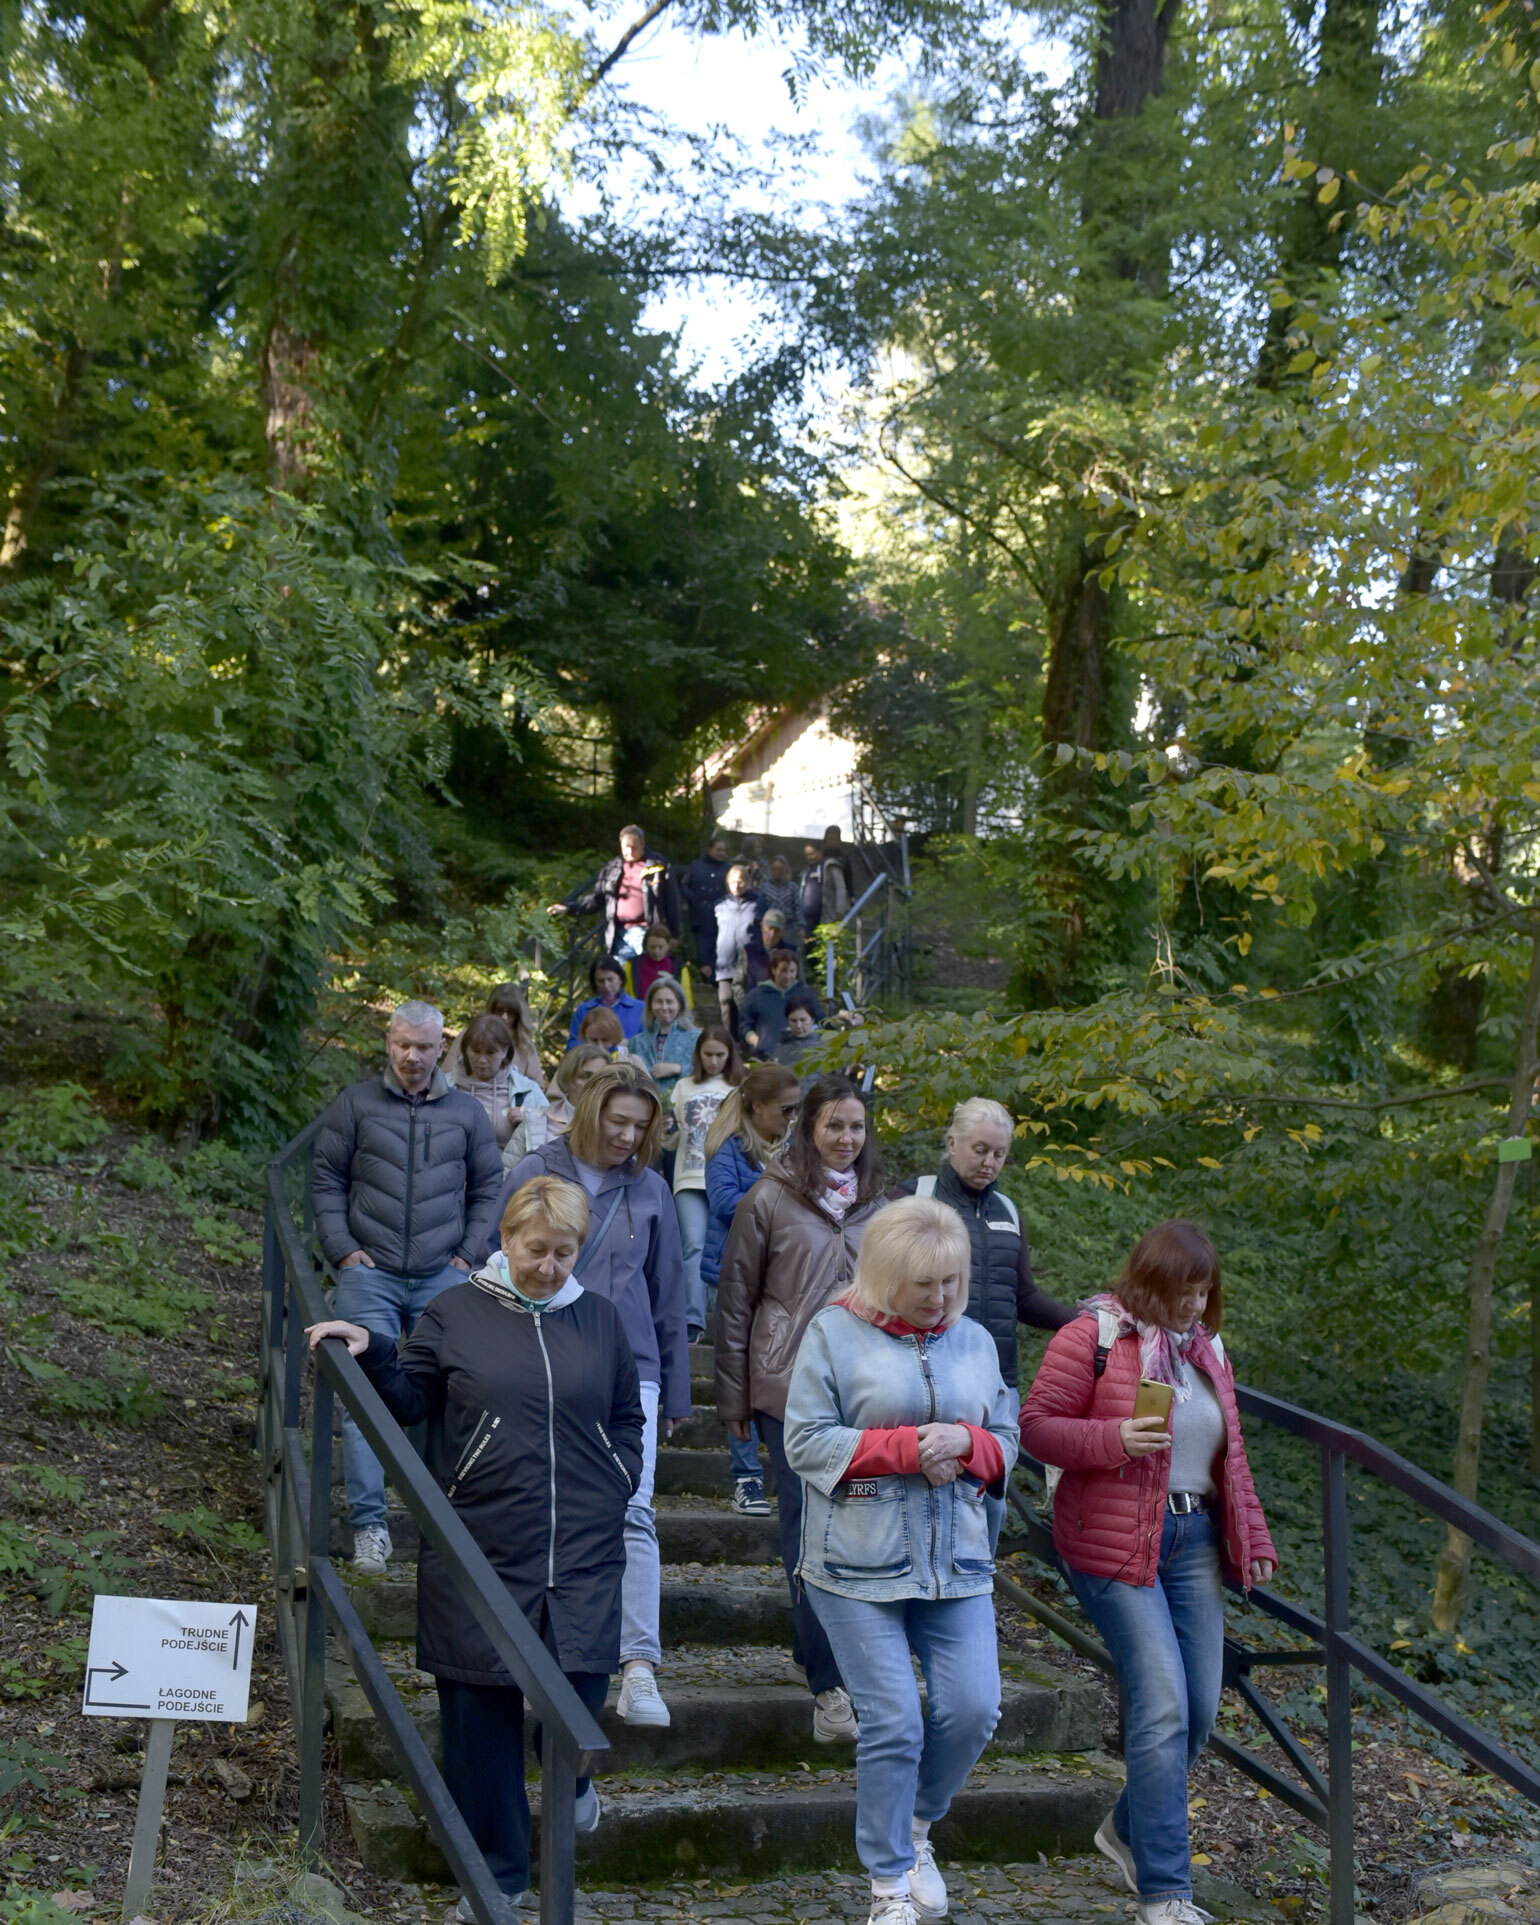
left=500, top=1174, right=590, bottom=1244
left=948, top=1097, right=1014, bottom=1141
left=845, top=1197, right=971, bottom=1327
left=567, top=1060, right=665, bottom=1169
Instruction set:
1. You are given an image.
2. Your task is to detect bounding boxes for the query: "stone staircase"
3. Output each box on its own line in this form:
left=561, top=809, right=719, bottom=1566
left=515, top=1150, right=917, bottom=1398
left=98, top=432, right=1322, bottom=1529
left=329, top=1343, right=1118, bottom=1886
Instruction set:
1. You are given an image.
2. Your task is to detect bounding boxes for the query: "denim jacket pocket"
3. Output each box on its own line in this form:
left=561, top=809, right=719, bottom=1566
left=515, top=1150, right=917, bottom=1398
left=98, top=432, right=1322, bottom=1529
left=952, top=1477, right=995, bottom=1577
left=822, top=1475, right=913, bottom=1581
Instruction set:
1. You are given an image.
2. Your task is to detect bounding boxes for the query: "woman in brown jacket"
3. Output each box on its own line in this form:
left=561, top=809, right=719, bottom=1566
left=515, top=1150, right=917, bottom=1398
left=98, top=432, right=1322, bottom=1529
left=714, top=1073, right=887, bottom=1746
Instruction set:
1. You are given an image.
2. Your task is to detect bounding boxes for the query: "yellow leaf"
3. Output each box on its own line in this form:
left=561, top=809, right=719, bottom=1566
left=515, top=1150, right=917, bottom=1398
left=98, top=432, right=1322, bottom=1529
left=1191, top=1855, right=1213, bottom=1867
left=1230, top=983, right=1248, bottom=996
left=1389, top=1639, right=1412, bottom=1651
left=1317, top=174, right=1341, bottom=205
left=1197, top=1156, right=1222, bottom=1170
left=1260, top=986, right=1281, bottom=999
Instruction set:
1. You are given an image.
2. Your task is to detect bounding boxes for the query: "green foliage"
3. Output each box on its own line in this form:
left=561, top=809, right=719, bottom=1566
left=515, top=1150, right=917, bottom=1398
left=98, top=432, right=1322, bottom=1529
left=0, top=1089, right=107, bottom=1166
left=156, top=1507, right=265, bottom=1558
left=12, top=1352, right=163, bottom=1429
left=46, top=1273, right=214, bottom=1341
left=0, top=1745, right=64, bottom=1803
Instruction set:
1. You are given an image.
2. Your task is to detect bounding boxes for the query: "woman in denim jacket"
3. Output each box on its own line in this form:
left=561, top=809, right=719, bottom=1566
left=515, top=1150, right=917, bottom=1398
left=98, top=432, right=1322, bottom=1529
left=784, top=1198, right=1019, bottom=1925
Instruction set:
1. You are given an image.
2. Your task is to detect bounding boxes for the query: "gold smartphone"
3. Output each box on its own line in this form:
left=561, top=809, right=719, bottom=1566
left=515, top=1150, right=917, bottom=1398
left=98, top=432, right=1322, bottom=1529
left=1132, top=1377, right=1174, bottom=1424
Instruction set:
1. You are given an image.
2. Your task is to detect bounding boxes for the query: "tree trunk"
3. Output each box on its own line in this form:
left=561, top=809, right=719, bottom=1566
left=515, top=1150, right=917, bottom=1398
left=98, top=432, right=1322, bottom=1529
left=1257, top=0, right=1382, bottom=386
left=1431, top=923, right=1540, bottom=1630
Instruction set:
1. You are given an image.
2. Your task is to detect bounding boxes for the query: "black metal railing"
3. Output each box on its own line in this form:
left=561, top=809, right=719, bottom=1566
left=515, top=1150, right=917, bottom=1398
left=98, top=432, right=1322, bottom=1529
left=259, top=1123, right=607, bottom=1925
left=1003, top=1384, right=1540, bottom=1925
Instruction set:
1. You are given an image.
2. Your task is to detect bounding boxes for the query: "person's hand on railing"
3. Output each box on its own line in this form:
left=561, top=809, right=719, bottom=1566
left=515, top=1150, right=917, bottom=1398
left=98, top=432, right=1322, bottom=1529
left=306, top=1319, right=372, bottom=1355
left=1120, top=1415, right=1172, bottom=1457
left=338, top=1250, right=376, bottom=1269
left=547, top=902, right=569, bottom=916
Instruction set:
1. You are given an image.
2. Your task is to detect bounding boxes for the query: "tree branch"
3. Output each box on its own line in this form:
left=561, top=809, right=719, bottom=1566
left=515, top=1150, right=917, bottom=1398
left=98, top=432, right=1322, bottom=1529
left=1224, top=1078, right=1514, bottom=1113
left=592, top=0, right=682, bottom=85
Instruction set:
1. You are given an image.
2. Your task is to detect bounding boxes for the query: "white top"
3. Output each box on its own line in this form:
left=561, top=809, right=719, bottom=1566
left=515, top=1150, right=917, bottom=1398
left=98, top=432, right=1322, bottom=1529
left=671, top=1076, right=733, bottom=1192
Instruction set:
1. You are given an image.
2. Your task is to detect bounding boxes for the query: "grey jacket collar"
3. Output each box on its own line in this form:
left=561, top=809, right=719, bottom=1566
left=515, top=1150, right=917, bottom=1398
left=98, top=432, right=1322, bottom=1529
left=383, top=1065, right=451, bottom=1102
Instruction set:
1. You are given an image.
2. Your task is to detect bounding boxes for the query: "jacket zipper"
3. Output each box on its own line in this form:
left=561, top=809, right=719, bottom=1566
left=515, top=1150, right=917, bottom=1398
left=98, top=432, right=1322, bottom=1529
left=403, top=1103, right=417, bottom=1273
left=916, top=1334, right=939, bottom=1596
left=535, top=1314, right=558, bottom=1588
left=447, top=1411, right=498, bottom=1497
left=596, top=1419, right=634, bottom=1492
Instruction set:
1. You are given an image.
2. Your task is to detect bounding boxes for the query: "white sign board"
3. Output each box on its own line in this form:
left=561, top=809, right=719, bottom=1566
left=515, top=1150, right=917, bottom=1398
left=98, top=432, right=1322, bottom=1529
left=83, top=1596, right=257, bottom=1724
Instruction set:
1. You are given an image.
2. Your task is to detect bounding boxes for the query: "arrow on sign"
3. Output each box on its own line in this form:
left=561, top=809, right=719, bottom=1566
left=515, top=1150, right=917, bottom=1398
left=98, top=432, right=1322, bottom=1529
left=85, top=1662, right=151, bottom=1711
left=227, top=1608, right=250, bottom=1671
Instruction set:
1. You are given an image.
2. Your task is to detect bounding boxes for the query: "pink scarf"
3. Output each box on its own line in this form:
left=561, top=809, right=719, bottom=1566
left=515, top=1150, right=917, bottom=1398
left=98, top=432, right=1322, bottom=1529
left=1079, top=1291, right=1199, bottom=1404
left=819, top=1166, right=859, bottom=1222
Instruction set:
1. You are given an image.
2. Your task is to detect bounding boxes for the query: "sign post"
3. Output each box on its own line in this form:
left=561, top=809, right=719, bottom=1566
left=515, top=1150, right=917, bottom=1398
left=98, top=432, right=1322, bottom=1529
left=83, top=1596, right=257, bottom=1920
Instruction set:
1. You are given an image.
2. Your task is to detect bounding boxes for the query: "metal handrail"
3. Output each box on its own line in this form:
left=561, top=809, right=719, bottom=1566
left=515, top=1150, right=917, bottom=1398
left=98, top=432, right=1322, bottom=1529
left=1003, top=1388, right=1540, bottom=1925
left=259, top=1124, right=607, bottom=1925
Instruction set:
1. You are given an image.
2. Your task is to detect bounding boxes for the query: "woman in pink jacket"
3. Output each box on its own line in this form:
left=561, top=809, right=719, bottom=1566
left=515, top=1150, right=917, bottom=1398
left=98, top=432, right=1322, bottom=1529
left=1019, top=1221, right=1276, bottom=1925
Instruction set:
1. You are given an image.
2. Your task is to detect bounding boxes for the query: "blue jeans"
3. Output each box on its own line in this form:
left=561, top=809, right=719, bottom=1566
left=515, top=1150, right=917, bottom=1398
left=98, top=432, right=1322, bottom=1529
left=729, top=1423, right=763, bottom=1480
left=332, top=1261, right=465, bottom=1530
left=807, top=1586, right=1001, bottom=1879
left=1068, top=1510, right=1224, bottom=1901
left=675, top=1189, right=709, bottom=1337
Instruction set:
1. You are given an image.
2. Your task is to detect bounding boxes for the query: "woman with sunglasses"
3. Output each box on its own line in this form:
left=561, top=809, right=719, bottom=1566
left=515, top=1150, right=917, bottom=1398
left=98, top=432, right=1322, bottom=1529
left=715, top=1073, right=888, bottom=1746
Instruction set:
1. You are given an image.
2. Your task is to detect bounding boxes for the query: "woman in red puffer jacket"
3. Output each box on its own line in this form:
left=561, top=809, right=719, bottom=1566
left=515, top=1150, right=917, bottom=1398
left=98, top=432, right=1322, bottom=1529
left=1020, top=1221, right=1276, bottom=1925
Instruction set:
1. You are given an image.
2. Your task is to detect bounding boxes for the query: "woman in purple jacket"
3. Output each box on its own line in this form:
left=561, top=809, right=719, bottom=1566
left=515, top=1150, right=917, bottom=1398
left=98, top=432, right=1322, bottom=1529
left=488, top=1061, right=686, bottom=1731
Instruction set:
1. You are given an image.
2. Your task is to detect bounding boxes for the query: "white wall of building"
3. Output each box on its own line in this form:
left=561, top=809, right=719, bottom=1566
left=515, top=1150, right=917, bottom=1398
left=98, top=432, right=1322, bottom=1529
left=710, top=708, right=860, bottom=840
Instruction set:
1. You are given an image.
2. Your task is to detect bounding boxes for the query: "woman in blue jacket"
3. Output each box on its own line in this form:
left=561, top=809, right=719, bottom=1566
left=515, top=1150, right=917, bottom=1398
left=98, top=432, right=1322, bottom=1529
left=702, top=1061, right=801, bottom=1513
left=567, top=956, right=646, bottom=1047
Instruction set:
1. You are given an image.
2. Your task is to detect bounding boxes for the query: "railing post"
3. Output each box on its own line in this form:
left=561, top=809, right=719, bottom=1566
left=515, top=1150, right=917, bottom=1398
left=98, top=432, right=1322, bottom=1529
left=1321, top=1446, right=1354, bottom=1925
left=539, top=1744, right=578, bottom=1925
left=298, top=1362, right=334, bottom=1859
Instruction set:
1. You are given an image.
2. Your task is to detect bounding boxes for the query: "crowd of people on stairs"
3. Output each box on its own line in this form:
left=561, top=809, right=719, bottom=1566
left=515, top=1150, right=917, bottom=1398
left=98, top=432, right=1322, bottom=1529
left=305, top=836, right=1277, bottom=1925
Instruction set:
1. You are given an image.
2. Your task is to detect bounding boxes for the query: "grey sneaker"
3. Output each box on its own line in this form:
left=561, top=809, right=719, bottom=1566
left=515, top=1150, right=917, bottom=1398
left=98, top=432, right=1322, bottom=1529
left=1094, top=1810, right=1137, bottom=1894
left=455, top=1892, right=535, bottom=1921
left=352, top=1524, right=391, bottom=1575
left=731, top=1475, right=772, bottom=1515
left=813, top=1685, right=859, bottom=1743
left=574, top=1782, right=601, bottom=1833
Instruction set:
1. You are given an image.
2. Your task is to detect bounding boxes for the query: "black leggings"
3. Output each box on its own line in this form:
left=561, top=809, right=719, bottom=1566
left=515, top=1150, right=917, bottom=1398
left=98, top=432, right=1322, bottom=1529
left=437, top=1637, right=608, bottom=1896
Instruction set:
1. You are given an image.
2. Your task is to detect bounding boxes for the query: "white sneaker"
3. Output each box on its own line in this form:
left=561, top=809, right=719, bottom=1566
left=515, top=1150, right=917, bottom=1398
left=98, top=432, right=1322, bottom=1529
left=1095, top=1810, right=1138, bottom=1894
left=909, top=1839, right=948, bottom=1919
left=352, top=1525, right=391, bottom=1575
left=867, top=1897, right=917, bottom=1925
left=616, top=1663, right=671, bottom=1727
left=574, top=1783, right=601, bottom=1834
left=813, top=1685, right=859, bottom=1743
left=1137, top=1902, right=1212, bottom=1925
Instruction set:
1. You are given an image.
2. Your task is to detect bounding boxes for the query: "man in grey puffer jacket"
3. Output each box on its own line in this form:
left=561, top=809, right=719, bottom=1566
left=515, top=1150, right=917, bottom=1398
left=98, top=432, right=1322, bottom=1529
left=312, top=1001, right=503, bottom=1573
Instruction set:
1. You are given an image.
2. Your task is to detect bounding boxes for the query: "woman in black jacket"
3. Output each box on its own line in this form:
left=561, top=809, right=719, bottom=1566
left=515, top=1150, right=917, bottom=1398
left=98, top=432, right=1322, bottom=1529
left=308, top=1176, right=643, bottom=1918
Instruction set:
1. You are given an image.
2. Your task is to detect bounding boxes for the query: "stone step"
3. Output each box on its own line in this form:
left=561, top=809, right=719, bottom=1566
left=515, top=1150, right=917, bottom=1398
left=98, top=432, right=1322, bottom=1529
left=690, top=1344, right=715, bottom=1386
left=334, top=1500, right=781, bottom=1567
left=329, top=1648, right=1099, bottom=1787
left=656, top=1446, right=776, bottom=1498
left=344, top=1755, right=1118, bottom=1884
left=344, top=1565, right=797, bottom=1648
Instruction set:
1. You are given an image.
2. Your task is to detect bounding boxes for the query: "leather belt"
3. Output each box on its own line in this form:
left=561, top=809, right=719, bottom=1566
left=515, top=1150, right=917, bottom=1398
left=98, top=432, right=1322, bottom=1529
left=1167, top=1491, right=1210, bottom=1514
